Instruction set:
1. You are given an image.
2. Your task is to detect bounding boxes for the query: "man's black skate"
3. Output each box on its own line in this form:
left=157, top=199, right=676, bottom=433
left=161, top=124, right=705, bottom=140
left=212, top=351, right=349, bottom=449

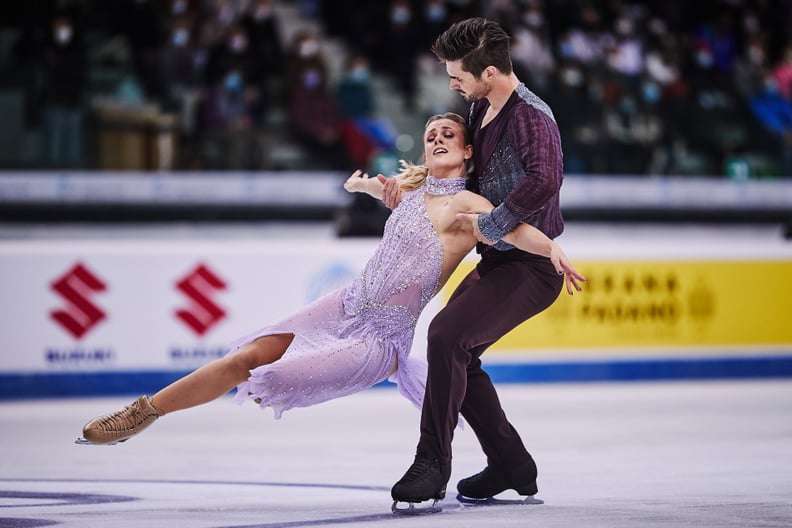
left=391, top=452, right=451, bottom=515
left=456, top=459, right=542, bottom=506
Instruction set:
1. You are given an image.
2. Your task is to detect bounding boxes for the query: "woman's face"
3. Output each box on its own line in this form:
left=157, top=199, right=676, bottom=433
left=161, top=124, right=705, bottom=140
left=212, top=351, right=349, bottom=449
left=423, top=118, right=472, bottom=176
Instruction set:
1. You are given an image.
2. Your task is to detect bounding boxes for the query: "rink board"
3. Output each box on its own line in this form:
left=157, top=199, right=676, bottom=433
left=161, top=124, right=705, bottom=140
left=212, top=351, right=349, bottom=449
left=446, top=260, right=792, bottom=349
left=1, top=236, right=791, bottom=399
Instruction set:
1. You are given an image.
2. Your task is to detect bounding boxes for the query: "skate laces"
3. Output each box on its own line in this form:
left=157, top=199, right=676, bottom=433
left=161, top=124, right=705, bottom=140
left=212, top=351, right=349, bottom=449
left=401, top=456, right=437, bottom=483
left=94, top=399, right=154, bottom=434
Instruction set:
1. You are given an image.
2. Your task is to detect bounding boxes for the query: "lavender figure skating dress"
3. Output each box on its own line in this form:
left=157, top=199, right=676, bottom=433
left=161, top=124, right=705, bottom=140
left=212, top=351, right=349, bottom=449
left=228, top=176, right=467, bottom=418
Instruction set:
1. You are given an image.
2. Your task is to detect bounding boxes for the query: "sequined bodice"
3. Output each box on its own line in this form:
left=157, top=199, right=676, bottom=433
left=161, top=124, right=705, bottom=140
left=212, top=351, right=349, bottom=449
left=341, top=176, right=465, bottom=345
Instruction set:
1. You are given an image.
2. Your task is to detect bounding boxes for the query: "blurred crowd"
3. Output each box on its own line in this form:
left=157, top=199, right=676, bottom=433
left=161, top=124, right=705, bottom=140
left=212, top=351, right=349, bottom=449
left=1, top=0, right=791, bottom=177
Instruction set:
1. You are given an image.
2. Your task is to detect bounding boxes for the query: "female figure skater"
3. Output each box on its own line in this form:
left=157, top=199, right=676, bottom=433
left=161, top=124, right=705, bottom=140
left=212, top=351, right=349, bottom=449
left=79, top=112, right=584, bottom=445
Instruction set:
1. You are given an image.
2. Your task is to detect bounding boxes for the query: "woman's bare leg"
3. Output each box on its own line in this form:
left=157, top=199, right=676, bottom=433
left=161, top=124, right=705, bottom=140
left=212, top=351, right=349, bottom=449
left=151, top=333, right=294, bottom=415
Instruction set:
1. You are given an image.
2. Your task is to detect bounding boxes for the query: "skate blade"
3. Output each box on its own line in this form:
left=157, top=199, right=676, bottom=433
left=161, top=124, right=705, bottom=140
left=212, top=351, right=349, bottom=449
left=74, top=437, right=123, bottom=446
left=456, top=493, right=544, bottom=506
left=391, top=499, right=442, bottom=515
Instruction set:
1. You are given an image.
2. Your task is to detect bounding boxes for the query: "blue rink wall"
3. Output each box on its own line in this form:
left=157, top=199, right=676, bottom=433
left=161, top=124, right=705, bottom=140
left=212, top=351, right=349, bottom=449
left=3, top=356, right=792, bottom=401
left=1, top=223, right=791, bottom=400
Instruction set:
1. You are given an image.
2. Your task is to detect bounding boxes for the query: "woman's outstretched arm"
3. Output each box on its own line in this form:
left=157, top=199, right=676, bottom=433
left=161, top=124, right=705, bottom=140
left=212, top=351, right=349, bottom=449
left=456, top=211, right=586, bottom=295
left=344, top=170, right=385, bottom=199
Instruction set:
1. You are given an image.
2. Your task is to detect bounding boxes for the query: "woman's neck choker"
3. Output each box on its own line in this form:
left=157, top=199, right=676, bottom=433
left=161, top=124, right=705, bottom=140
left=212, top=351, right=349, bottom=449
left=425, top=175, right=466, bottom=196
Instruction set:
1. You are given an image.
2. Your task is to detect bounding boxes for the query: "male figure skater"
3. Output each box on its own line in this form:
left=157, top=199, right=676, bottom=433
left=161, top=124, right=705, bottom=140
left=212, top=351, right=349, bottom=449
left=390, top=17, right=566, bottom=511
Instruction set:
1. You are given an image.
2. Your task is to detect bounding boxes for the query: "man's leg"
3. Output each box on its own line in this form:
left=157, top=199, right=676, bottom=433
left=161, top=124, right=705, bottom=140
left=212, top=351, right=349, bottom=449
left=455, top=257, right=563, bottom=498
left=391, top=260, right=534, bottom=503
left=390, top=268, right=481, bottom=505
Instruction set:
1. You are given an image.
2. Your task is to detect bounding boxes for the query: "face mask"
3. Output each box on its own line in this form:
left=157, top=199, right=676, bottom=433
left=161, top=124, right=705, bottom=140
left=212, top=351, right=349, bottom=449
left=350, top=66, right=369, bottom=82
left=426, top=5, right=446, bottom=22
left=302, top=70, right=321, bottom=89
left=616, top=18, right=634, bottom=36
left=559, top=40, right=574, bottom=59
left=744, top=15, right=759, bottom=35
left=648, top=18, right=666, bottom=36
left=619, top=97, right=637, bottom=114
left=561, top=68, right=583, bottom=87
left=224, top=71, right=243, bottom=91
left=391, top=7, right=411, bottom=25
left=298, top=39, right=319, bottom=58
left=172, top=0, right=187, bottom=15
left=524, top=12, right=544, bottom=28
left=254, top=6, right=273, bottom=20
left=229, top=34, right=247, bottom=52
left=217, top=7, right=234, bottom=23
left=172, top=29, right=189, bottom=47
left=55, top=26, right=73, bottom=45
left=748, top=46, right=765, bottom=65
left=696, top=50, right=713, bottom=68
left=642, top=82, right=661, bottom=103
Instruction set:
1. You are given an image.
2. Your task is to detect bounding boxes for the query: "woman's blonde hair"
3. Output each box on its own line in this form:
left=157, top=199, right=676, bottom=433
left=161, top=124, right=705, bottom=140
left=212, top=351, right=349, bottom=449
left=393, top=112, right=473, bottom=192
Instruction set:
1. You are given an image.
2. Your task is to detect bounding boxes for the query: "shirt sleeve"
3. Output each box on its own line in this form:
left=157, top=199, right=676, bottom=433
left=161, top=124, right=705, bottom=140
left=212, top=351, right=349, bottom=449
left=477, top=104, right=564, bottom=241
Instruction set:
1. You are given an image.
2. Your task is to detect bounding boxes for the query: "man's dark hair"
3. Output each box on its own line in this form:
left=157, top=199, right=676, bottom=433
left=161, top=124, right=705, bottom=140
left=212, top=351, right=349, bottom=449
left=431, top=17, right=512, bottom=77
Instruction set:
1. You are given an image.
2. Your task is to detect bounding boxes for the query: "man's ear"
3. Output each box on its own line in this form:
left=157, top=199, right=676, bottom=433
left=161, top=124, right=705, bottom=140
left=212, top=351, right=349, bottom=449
left=485, top=66, right=496, bottom=79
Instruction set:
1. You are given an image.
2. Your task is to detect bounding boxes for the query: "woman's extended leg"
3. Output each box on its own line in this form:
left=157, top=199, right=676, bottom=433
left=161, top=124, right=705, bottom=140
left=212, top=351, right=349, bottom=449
left=80, top=334, right=294, bottom=444
left=152, top=333, right=294, bottom=414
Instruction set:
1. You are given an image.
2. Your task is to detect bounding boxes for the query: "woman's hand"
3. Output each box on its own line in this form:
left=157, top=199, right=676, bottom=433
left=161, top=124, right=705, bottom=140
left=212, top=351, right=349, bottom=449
left=344, top=170, right=369, bottom=193
left=548, top=243, right=587, bottom=295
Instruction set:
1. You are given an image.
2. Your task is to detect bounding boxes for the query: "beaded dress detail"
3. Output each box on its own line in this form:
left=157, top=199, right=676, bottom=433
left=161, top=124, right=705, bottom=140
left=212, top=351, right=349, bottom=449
left=228, top=176, right=465, bottom=418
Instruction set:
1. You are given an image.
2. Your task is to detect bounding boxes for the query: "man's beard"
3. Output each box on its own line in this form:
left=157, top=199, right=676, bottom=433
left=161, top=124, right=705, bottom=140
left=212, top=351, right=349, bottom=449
left=458, top=80, right=489, bottom=102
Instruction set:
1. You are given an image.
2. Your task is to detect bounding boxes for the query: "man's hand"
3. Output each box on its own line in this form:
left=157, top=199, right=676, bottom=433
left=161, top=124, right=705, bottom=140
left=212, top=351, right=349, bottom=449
left=455, top=212, right=496, bottom=245
left=378, top=174, right=403, bottom=210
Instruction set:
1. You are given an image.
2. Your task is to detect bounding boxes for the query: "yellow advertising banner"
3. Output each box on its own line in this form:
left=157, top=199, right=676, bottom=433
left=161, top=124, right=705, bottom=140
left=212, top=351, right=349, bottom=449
left=444, top=260, right=792, bottom=350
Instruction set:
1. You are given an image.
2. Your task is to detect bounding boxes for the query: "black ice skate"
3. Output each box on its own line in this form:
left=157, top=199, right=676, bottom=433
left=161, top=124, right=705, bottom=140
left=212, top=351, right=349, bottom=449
left=390, top=452, right=451, bottom=515
left=456, top=459, right=543, bottom=506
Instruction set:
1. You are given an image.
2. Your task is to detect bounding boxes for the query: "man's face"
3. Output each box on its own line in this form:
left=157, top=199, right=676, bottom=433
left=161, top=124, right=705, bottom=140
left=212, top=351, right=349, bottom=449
left=446, top=60, right=490, bottom=102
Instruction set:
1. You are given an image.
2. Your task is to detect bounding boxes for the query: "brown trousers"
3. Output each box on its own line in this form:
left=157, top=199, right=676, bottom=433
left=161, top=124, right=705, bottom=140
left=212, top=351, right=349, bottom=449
left=416, top=249, right=563, bottom=466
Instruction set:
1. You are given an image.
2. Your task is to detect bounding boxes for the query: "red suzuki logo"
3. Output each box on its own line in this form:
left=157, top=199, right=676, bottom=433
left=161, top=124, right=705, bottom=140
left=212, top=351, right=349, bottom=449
left=50, top=263, right=107, bottom=340
left=175, top=263, right=227, bottom=336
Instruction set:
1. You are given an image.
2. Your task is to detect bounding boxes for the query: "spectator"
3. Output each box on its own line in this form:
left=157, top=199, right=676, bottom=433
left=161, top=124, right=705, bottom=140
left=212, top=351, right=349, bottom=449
left=205, top=24, right=262, bottom=95
left=694, top=13, right=739, bottom=76
left=199, top=67, right=265, bottom=170
left=605, top=11, right=645, bottom=95
left=242, top=0, right=286, bottom=107
left=748, top=73, right=792, bottom=177
left=336, top=54, right=398, bottom=168
left=734, top=33, right=771, bottom=98
left=41, top=13, right=86, bottom=167
left=200, top=0, right=242, bottom=52
left=772, top=45, right=792, bottom=100
left=420, top=0, right=452, bottom=50
left=157, top=17, right=207, bottom=168
left=509, top=2, right=555, bottom=96
left=284, top=31, right=348, bottom=168
left=118, top=0, right=166, bottom=98
left=383, top=0, right=420, bottom=112
left=603, top=91, right=664, bottom=174
left=548, top=62, right=606, bottom=174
